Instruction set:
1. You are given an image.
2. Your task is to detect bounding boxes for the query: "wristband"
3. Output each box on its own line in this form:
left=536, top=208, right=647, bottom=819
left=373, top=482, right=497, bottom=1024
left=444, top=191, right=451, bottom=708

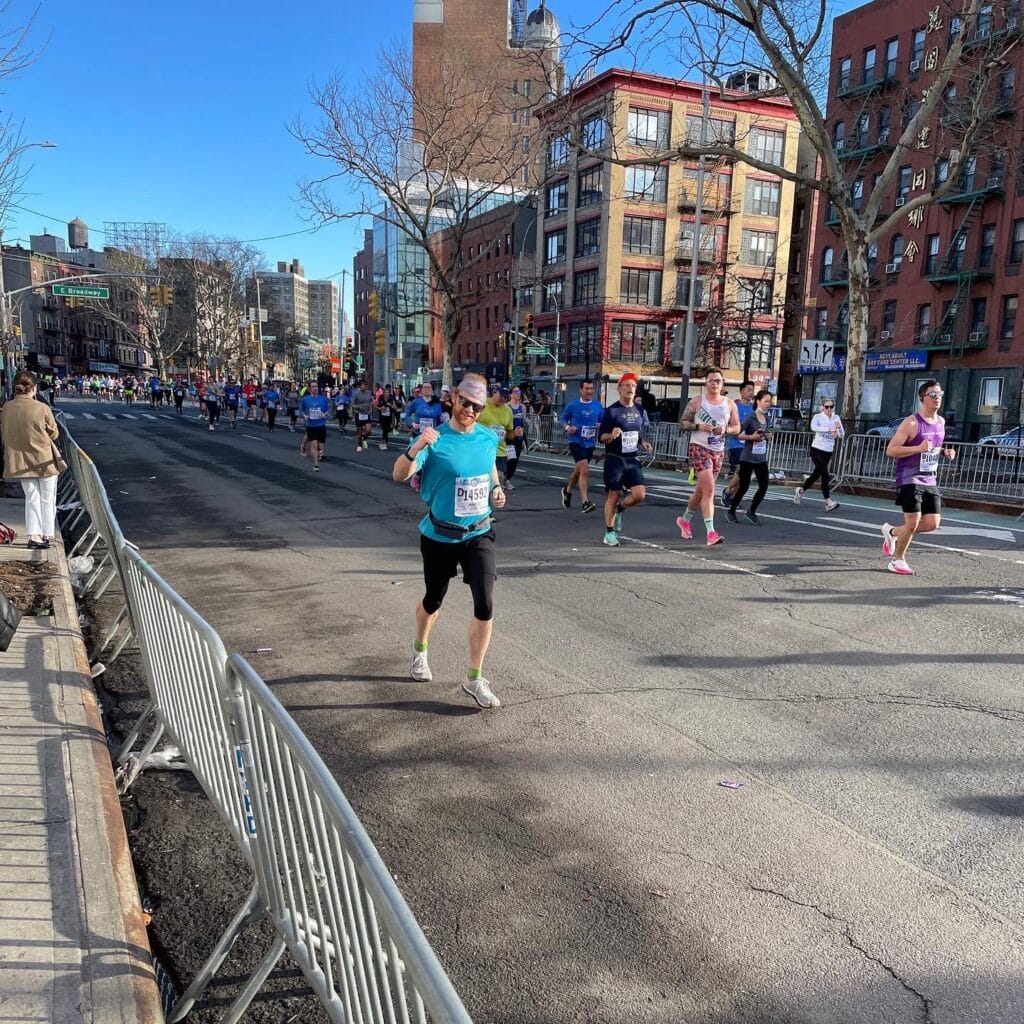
left=402, top=449, right=417, bottom=462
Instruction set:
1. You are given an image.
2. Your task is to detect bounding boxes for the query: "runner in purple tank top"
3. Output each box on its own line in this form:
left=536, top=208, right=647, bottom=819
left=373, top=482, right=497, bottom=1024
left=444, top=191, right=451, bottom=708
left=879, top=379, right=957, bottom=576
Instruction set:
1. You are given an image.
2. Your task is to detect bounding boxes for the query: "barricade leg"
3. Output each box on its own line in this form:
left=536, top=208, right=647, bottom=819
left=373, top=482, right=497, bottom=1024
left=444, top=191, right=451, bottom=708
left=89, top=603, right=134, bottom=665
left=167, top=883, right=265, bottom=1024
left=115, top=717, right=165, bottom=793
left=114, top=701, right=156, bottom=765
left=220, top=935, right=287, bottom=1024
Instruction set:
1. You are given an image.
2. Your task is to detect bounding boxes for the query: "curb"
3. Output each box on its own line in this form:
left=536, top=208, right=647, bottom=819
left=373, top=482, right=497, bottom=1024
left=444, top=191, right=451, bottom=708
left=49, top=531, right=165, bottom=1022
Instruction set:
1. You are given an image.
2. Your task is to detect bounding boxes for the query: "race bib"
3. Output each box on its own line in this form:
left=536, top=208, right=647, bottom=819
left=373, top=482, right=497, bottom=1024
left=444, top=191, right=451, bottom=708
left=418, top=417, right=435, bottom=431
left=752, top=440, right=768, bottom=456
left=357, top=413, right=370, bottom=422
left=267, top=401, right=277, bottom=410
left=580, top=426, right=596, bottom=440
left=707, top=431, right=725, bottom=450
left=454, top=474, right=490, bottom=518
left=491, top=425, right=506, bottom=440
left=507, top=447, right=518, bottom=461
left=919, top=448, right=940, bottom=474
left=621, top=430, right=639, bottom=454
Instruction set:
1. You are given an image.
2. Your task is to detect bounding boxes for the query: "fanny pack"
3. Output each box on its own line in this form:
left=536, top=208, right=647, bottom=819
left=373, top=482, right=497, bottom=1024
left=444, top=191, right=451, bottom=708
left=428, top=511, right=492, bottom=539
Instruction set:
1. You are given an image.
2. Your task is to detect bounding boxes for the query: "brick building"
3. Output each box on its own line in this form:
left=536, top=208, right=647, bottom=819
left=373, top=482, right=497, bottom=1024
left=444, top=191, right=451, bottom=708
left=805, top=0, right=1023, bottom=437
left=529, top=68, right=805, bottom=401
left=353, top=230, right=376, bottom=383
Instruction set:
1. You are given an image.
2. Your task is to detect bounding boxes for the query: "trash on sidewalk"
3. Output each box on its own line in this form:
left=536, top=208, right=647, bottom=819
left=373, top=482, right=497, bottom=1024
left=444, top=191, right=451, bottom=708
left=648, top=889, right=672, bottom=899
left=718, top=779, right=745, bottom=790
left=56, top=501, right=82, bottom=512
left=67, top=555, right=95, bottom=575
left=255, top=646, right=272, bottom=654
left=146, top=746, right=188, bottom=771
left=90, top=662, right=106, bottom=678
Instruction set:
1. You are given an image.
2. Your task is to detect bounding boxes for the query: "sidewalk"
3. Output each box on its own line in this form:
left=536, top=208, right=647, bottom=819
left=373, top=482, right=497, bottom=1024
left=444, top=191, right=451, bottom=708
left=0, top=496, right=163, bottom=1022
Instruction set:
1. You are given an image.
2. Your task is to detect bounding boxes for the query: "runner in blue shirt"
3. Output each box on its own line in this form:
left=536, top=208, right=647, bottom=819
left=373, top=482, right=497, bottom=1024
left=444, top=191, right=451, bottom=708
left=263, top=383, right=281, bottom=432
left=722, top=380, right=755, bottom=509
left=558, top=379, right=604, bottom=514
left=299, top=381, right=331, bottom=471
left=403, top=382, right=444, bottom=436
left=598, top=373, right=652, bottom=547
left=391, top=373, right=505, bottom=710
left=224, top=379, right=243, bottom=429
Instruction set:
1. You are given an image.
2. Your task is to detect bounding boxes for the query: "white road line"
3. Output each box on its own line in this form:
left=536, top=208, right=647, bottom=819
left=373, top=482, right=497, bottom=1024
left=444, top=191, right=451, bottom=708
left=826, top=514, right=1016, bottom=545
left=142, top=413, right=157, bottom=420
left=61, top=412, right=75, bottom=419
left=103, top=413, right=117, bottom=420
left=122, top=413, right=138, bottom=420
left=619, top=533, right=776, bottom=578
left=242, top=433, right=264, bottom=441
left=81, top=412, right=95, bottom=420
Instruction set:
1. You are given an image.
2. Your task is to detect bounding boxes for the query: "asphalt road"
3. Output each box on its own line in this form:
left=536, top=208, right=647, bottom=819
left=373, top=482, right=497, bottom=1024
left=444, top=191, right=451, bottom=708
left=61, top=396, right=1024, bottom=1023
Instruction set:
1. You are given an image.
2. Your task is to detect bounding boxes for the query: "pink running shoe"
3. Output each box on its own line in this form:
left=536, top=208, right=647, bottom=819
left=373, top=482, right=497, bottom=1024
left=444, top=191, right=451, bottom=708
left=881, top=522, right=896, bottom=557
left=676, top=516, right=692, bottom=540
left=887, top=558, right=914, bottom=575
left=706, top=530, right=725, bottom=546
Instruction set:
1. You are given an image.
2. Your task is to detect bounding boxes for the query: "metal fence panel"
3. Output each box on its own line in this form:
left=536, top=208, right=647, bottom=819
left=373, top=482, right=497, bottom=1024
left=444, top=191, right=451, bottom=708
left=226, top=655, right=473, bottom=1024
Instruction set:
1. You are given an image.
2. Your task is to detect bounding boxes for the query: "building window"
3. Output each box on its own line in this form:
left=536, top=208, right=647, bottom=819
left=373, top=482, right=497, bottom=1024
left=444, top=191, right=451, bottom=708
left=678, top=222, right=725, bottom=262
left=575, top=218, right=601, bottom=258
left=622, top=215, right=665, bottom=255
left=573, top=268, right=600, bottom=306
left=543, top=277, right=563, bottom=312
left=999, top=296, right=1017, bottom=340
left=544, top=229, right=567, bottom=265
left=979, top=376, right=1003, bottom=413
left=523, top=80, right=531, bottom=98
left=609, top=320, right=662, bottom=361
left=745, top=179, right=781, bottom=217
left=684, top=116, right=735, bottom=146
left=911, top=27, right=925, bottom=65
left=547, top=134, right=570, bottom=168
left=837, top=56, right=852, bottom=91
left=821, top=246, right=834, bottom=281
left=897, top=165, right=912, bottom=201
left=748, top=127, right=785, bottom=166
left=624, top=165, right=668, bottom=203
left=581, top=113, right=607, bottom=151
left=545, top=178, right=568, bottom=217
left=925, top=233, right=941, bottom=274
left=816, top=307, right=828, bottom=337
left=890, top=234, right=905, bottom=267
left=915, top=304, right=932, bottom=343
left=885, top=37, right=898, bottom=77
left=627, top=106, right=670, bottom=148
left=863, top=45, right=876, bottom=84
left=577, top=165, right=603, bottom=207
left=833, top=120, right=846, bottom=151
left=620, top=268, right=663, bottom=306
left=737, top=278, right=773, bottom=313
left=1010, top=219, right=1024, bottom=264
left=980, top=224, right=996, bottom=269
left=675, top=277, right=705, bottom=308
left=852, top=178, right=864, bottom=213
left=882, top=299, right=897, bottom=336
left=567, top=322, right=602, bottom=362
left=740, top=229, right=777, bottom=266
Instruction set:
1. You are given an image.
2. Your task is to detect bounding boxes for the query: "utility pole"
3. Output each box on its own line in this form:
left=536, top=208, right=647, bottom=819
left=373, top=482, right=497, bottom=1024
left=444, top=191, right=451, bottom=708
left=338, top=268, right=347, bottom=385
left=253, top=274, right=265, bottom=382
left=679, top=80, right=710, bottom=414
left=0, top=230, right=11, bottom=397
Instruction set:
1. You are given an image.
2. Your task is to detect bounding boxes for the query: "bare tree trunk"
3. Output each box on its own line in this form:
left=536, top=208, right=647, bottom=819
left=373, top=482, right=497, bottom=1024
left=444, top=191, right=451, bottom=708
left=842, top=238, right=870, bottom=427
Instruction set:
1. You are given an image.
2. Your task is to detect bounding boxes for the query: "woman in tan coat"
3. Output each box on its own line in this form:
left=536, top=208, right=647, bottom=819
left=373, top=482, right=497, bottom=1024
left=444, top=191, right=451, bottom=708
left=2, top=371, right=65, bottom=549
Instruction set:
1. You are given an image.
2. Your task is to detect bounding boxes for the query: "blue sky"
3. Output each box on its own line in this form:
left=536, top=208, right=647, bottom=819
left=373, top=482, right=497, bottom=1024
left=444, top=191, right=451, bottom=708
left=4, top=0, right=846, bottom=312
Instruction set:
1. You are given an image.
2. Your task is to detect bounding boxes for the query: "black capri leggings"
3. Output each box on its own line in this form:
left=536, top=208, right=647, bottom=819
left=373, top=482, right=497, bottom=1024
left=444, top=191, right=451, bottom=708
left=802, top=446, right=834, bottom=500
left=730, top=461, right=769, bottom=514
left=420, top=531, right=496, bottom=621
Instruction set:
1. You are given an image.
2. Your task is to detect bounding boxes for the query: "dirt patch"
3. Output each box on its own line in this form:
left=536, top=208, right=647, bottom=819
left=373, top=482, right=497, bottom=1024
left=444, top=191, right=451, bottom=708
left=0, top=560, right=59, bottom=615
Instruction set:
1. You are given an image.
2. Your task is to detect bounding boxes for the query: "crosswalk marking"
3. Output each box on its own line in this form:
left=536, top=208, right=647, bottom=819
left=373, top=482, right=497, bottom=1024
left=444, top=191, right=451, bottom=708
left=103, top=413, right=117, bottom=420
left=142, top=414, right=157, bottom=420
left=62, top=412, right=75, bottom=419
left=123, top=413, right=138, bottom=420
left=82, top=413, right=95, bottom=420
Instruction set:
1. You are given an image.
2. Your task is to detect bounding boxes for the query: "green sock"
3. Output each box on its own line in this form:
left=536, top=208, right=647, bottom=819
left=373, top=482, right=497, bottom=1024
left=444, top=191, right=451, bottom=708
left=467, top=667, right=482, bottom=681
left=704, top=517, right=715, bottom=534
left=682, top=509, right=695, bottom=523
left=414, top=641, right=428, bottom=653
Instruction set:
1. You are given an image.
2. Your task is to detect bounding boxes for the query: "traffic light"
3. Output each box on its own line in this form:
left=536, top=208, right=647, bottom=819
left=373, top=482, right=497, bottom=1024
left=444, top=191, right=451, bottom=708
left=367, top=292, right=379, bottom=321
left=524, top=313, right=534, bottom=338
left=148, top=285, right=161, bottom=304
left=161, top=285, right=174, bottom=306
left=517, top=334, right=528, bottom=362
left=374, top=329, right=386, bottom=356
left=66, top=297, right=79, bottom=309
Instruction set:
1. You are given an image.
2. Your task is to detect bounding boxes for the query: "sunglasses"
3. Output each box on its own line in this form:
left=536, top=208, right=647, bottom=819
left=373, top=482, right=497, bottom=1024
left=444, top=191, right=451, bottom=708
left=457, top=396, right=484, bottom=414
left=924, top=389, right=944, bottom=398
left=823, top=404, right=834, bottom=409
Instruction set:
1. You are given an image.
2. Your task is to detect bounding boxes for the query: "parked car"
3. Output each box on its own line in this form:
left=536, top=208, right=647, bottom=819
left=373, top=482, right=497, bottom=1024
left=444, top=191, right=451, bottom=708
left=978, top=425, right=1024, bottom=458
left=865, top=416, right=904, bottom=438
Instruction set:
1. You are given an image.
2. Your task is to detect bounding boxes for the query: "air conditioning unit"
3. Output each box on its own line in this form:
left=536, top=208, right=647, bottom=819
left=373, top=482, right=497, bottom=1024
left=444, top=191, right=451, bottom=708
left=940, top=333, right=953, bottom=344
left=969, top=330, right=986, bottom=343
left=909, top=59, right=921, bottom=72
left=986, top=176, right=1003, bottom=188
left=895, top=196, right=907, bottom=207
left=885, top=262, right=900, bottom=273
left=881, top=330, right=893, bottom=340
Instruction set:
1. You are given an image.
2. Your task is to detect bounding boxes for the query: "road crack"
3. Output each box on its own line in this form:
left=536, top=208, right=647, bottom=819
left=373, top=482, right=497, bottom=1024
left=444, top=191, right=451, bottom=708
left=750, top=885, right=934, bottom=1023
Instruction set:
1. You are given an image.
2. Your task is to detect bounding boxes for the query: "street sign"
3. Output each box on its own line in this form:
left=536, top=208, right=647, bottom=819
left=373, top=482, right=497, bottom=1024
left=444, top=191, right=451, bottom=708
left=52, top=284, right=109, bottom=299
left=261, top=335, right=276, bottom=342
left=525, top=345, right=548, bottom=355
left=799, top=339, right=836, bottom=370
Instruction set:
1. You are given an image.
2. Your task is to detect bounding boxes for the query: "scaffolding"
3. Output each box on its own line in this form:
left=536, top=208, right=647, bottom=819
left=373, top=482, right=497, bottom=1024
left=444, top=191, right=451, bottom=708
left=102, top=221, right=168, bottom=260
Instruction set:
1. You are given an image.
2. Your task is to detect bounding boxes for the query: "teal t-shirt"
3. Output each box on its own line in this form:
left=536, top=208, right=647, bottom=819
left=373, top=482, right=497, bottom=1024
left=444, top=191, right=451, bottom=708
left=413, top=423, right=500, bottom=543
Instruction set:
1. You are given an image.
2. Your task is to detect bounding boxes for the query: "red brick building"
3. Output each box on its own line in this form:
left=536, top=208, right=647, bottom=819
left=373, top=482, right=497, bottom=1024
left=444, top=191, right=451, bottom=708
left=352, top=230, right=376, bottom=384
left=805, top=0, right=1023, bottom=437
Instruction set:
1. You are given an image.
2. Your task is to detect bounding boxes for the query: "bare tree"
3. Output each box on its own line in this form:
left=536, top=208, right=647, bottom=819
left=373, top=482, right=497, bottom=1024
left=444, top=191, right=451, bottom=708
left=291, top=42, right=543, bottom=386
left=573, top=0, right=1021, bottom=421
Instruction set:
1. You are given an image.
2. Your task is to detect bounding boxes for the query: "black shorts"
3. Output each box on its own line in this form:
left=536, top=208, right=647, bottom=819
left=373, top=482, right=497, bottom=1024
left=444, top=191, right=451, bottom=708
left=227, top=402, right=239, bottom=412
left=727, top=447, right=743, bottom=472
left=306, top=425, right=327, bottom=443
left=895, top=484, right=941, bottom=516
left=568, top=443, right=595, bottom=464
left=420, top=530, right=497, bottom=618
left=603, top=454, right=644, bottom=492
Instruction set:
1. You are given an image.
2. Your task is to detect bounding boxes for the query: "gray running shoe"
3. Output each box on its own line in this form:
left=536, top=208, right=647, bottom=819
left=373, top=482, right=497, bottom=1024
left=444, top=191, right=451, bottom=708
left=463, top=677, right=500, bottom=708
left=561, top=485, right=571, bottom=509
left=744, top=511, right=761, bottom=525
left=581, top=500, right=596, bottom=514
left=411, top=650, right=432, bottom=682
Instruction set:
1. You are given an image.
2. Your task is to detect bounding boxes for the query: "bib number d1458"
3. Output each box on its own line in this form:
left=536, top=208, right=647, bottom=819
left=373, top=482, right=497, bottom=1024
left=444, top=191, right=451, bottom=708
left=454, top=474, right=490, bottom=518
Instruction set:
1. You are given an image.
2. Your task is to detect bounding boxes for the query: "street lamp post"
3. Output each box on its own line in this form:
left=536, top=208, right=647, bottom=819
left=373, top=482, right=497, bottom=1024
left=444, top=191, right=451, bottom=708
left=503, top=316, right=512, bottom=383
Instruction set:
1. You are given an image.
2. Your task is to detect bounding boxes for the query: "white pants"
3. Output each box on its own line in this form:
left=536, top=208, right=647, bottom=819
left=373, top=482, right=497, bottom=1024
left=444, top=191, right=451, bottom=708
left=21, top=476, right=58, bottom=538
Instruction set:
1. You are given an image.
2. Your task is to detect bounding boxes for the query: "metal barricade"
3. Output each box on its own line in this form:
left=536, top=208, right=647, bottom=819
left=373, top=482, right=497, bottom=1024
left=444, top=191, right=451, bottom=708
left=55, top=422, right=475, bottom=1023
left=208, top=655, right=474, bottom=1024
left=765, top=431, right=814, bottom=481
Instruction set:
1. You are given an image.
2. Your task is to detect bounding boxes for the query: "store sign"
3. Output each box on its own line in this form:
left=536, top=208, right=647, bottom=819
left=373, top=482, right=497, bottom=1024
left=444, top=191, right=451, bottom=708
left=88, top=360, right=119, bottom=374
left=864, top=349, right=929, bottom=372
